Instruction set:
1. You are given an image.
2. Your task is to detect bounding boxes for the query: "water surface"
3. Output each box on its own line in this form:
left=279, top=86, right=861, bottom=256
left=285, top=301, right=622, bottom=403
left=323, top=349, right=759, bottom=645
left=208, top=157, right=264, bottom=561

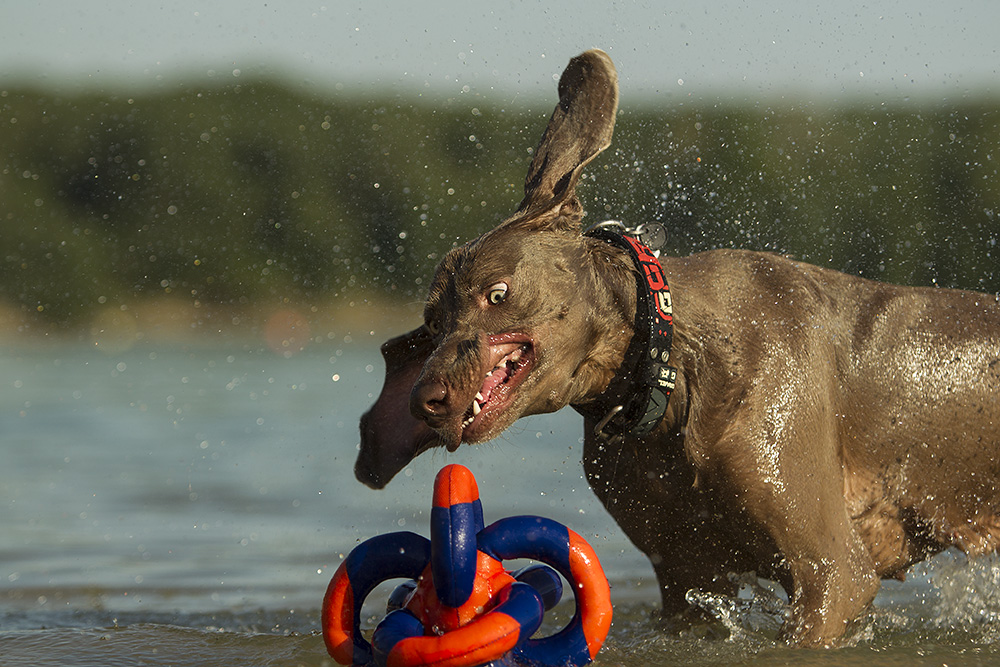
left=3, top=343, right=1000, bottom=665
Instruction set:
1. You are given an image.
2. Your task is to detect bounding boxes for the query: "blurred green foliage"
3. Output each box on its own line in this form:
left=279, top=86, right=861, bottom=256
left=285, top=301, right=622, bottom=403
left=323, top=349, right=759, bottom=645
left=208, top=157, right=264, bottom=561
left=1, top=80, right=998, bottom=329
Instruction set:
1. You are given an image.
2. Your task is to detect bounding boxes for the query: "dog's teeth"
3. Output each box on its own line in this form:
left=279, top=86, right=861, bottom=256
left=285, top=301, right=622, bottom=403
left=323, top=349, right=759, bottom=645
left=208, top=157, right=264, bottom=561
left=486, top=370, right=494, bottom=377
left=475, top=392, right=484, bottom=402
left=472, top=401, right=481, bottom=416
left=510, top=349, right=522, bottom=362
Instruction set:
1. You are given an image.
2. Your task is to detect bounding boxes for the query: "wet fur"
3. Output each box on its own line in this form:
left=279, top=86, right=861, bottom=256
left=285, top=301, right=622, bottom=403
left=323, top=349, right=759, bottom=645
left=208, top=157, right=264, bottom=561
left=354, top=49, right=1000, bottom=646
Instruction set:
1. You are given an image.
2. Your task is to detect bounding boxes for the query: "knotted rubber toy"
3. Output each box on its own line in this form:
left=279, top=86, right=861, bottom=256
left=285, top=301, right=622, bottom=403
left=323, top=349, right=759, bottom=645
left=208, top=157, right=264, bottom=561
left=322, top=464, right=613, bottom=667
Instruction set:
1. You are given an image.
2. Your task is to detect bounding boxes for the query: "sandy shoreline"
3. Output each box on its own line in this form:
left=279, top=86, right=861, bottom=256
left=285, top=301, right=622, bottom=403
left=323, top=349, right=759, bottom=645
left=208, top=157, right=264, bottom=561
left=0, top=296, right=425, bottom=352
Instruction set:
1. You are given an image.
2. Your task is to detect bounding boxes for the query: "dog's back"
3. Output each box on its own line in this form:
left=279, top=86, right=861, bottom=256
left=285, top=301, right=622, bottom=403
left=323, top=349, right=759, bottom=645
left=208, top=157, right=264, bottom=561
left=660, top=249, right=1000, bottom=574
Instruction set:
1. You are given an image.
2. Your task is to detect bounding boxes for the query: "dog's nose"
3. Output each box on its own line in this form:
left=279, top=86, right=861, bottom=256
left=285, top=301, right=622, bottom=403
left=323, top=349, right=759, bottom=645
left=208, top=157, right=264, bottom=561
left=411, top=380, right=449, bottom=422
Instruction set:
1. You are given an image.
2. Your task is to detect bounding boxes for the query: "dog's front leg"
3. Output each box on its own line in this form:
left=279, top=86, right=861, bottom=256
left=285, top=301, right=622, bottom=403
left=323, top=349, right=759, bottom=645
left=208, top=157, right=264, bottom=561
left=714, top=383, right=880, bottom=646
left=583, top=426, right=757, bottom=621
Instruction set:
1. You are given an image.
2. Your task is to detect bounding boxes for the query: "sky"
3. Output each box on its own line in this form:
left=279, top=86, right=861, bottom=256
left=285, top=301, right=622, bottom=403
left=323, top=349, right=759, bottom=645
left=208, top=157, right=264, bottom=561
left=1, top=1, right=998, bottom=103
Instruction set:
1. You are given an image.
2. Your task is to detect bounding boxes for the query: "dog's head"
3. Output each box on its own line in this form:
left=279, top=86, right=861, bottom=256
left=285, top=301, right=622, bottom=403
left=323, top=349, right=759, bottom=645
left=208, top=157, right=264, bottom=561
left=356, top=49, right=634, bottom=488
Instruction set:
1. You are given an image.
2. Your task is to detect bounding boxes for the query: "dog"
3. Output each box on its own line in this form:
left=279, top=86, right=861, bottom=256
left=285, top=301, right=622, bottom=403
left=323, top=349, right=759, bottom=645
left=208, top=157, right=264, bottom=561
left=354, top=49, right=1000, bottom=646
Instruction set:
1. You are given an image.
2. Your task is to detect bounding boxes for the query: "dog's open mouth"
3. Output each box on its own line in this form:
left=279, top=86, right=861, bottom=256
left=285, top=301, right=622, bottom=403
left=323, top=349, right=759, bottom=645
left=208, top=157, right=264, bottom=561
left=460, top=333, right=534, bottom=440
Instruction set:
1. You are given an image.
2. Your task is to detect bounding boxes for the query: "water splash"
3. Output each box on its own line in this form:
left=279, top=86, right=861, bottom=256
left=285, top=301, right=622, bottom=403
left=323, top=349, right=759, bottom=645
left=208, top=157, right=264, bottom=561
left=928, top=552, right=1000, bottom=643
left=684, top=572, right=787, bottom=643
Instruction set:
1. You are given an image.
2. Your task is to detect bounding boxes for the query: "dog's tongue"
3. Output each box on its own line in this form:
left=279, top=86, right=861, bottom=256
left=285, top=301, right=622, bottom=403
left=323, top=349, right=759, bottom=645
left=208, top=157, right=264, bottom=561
left=480, top=365, right=509, bottom=402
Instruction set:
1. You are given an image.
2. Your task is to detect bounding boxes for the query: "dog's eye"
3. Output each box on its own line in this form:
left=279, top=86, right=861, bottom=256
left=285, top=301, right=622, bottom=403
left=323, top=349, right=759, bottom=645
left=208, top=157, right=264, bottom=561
left=426, top=319, right=440, bottom=336
left=487, top=282, right=508, bottom=305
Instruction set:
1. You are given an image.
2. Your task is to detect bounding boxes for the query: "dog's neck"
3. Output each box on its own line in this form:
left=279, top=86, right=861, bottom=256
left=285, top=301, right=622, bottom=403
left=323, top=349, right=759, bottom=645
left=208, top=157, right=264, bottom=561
left=572, top=223, right=677, bottom=440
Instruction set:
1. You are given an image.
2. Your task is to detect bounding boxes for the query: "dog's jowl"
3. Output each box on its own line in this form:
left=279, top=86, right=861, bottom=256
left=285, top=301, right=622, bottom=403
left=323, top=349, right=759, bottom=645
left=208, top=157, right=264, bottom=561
left=355, top=49, right=1000, bottom=646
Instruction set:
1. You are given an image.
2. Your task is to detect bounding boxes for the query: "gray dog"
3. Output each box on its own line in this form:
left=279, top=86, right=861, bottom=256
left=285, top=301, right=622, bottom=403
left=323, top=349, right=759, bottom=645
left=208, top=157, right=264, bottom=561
left=355, top=49, right=1000, bottom=646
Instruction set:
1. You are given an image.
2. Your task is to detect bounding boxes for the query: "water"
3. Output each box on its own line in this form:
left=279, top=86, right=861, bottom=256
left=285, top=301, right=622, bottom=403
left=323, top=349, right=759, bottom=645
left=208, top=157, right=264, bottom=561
left=3, top=342, right=1000, bottom=665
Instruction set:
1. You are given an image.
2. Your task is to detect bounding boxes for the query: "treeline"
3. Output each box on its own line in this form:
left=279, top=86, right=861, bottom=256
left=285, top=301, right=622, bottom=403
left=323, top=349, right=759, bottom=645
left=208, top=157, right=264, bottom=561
left=2, top=79, right=999, bottom=329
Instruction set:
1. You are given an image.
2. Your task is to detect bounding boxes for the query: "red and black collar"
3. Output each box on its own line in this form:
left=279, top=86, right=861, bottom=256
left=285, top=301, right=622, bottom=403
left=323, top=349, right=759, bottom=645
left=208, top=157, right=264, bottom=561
left=574, top=221, right=677, bottom=440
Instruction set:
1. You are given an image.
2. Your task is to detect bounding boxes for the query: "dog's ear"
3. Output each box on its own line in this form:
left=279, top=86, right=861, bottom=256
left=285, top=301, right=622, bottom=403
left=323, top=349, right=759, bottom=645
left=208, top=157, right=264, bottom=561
left=514, top=48, right=619, bottom=227
left=355, top=327, right=441, bottom=488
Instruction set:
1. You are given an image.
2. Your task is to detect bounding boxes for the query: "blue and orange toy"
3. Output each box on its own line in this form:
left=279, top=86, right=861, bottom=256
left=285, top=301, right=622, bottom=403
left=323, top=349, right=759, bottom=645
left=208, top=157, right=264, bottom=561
left=322, top=464, right=613, bottom=667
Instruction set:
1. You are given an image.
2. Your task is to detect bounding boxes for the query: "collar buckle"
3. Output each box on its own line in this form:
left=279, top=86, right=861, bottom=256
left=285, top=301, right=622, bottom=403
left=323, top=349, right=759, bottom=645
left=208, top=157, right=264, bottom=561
left=587, top=220, right=668, bottom=254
